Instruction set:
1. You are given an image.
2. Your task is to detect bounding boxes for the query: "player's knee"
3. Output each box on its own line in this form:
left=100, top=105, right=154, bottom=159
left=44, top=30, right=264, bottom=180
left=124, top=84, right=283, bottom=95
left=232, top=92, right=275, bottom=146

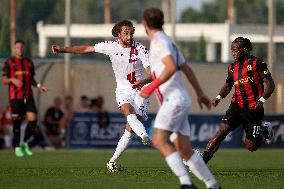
left=152, top=135, right=165, bottom=150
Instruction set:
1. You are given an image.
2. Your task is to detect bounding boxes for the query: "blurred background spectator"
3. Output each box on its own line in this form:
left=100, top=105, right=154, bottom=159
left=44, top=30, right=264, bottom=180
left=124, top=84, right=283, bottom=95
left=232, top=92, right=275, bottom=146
left=76, top=95, right=91, bottom=113
left=90, top=96, right=110, bottom=128
left=44, top=97, right=65, bottom=149
left=0, top=106, right=13, bottom=149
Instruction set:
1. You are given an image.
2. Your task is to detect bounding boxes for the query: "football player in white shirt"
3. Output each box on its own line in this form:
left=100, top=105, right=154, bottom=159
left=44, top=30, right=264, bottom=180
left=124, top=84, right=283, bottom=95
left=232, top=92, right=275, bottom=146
left=140, top=8, right=221, bottom=189
left=52, top=20, right=152, bottom=172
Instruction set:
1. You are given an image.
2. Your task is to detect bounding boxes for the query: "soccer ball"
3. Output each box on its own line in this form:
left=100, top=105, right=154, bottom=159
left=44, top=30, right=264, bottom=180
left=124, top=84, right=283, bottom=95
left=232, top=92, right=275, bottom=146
left=106, top=161, right=119, bottom=172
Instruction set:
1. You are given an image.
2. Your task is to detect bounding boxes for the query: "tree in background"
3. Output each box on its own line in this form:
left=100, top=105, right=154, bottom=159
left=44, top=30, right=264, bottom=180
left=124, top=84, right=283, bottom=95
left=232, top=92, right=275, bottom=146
left=197, top=35, right=206, bottom=62
left=180, top=0, right=284, bottom=63
left=0, top=1, right=11, bottom=56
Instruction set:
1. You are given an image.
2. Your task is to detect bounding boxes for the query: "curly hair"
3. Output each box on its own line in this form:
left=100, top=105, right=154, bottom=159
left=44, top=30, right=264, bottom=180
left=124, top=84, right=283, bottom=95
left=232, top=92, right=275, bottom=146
left=112, top=20, right=135, bottom=37
left=232, top=37, right=253, bottom=51
left=143, top=8, right=164, bottom=30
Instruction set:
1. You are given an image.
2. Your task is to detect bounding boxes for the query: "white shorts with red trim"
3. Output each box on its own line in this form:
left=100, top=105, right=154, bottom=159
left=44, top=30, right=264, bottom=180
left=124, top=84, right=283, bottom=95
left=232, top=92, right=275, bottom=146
left=115, top=88, right=150, bottom=120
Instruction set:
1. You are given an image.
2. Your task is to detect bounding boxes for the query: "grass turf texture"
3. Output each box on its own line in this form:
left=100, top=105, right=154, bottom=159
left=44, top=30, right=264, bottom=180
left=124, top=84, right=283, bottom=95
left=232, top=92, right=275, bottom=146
left=0, top=149, right=283, bottom=189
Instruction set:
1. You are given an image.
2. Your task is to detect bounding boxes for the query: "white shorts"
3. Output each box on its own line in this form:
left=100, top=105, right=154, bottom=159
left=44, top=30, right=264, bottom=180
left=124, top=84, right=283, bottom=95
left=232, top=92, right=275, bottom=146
left=115, top=88, right=150, bottom=120
left=154, top=100, right=191, bottom=136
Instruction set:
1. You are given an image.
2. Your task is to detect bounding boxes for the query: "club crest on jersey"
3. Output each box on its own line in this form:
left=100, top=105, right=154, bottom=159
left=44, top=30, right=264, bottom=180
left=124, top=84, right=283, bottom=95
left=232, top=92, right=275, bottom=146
left=247, top=65, right=252, bottom=71
left=129, top=47, right=138, bottom=64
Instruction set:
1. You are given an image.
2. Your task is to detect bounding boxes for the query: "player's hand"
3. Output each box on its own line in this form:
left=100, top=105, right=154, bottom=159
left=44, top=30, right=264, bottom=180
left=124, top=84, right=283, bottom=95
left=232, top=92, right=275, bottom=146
left=39, top=85, right=48, bottom=92
left=134, top=80, right=145, bottom=89
left=197, top=94, right=211, bottom=110
left=254, top=101, right=264, bottom=110
left=139, top=91, right=149, bottom=99
left=52, top=45, right=62, bottom=54
left=11, top=78, right=23, bottom=88
left=211, top=98, right=220, bottom=107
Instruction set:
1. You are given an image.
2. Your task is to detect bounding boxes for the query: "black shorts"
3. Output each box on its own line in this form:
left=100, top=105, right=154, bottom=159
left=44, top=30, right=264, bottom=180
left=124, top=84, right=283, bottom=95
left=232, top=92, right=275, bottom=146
left=9, top=98, right=37, bottom=118
left=221, top=103, right=264, bottom=141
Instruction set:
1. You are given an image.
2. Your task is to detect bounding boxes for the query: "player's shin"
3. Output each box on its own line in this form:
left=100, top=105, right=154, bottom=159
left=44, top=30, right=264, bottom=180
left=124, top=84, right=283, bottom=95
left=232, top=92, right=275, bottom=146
left=13, top=118, right=22, bottom=147
left=24, top=120, right=37, bottom=142
left=166, top=151, right=192, bottom=185
left=185, top=151, right=218, bottom=188
left=126, top=114, right=148, bottom=137
left=110, top=129, right=132, bottom=162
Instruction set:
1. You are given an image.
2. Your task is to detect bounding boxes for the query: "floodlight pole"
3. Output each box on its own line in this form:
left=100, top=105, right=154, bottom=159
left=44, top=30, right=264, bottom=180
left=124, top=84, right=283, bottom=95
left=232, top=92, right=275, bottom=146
left=64, top=0, right=71, bottom=96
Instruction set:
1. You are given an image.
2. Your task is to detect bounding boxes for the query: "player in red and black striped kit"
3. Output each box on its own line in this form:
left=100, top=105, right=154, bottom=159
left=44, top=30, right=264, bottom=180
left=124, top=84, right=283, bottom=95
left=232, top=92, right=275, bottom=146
left=2, top=40, right=48, bottom=157
left=202, top=37, right=275, bottom=163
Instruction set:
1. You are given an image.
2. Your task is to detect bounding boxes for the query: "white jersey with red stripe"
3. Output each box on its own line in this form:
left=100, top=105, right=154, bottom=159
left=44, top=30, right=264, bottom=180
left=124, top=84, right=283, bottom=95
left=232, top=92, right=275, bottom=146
left=149, top=31, right=191, bottom=105
left=94, top=40, right=149, bottom=91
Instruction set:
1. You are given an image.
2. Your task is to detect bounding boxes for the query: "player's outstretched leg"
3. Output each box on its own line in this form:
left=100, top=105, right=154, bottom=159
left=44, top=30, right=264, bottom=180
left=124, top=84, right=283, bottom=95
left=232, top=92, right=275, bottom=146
left=126, top=114, right=151, bottom=146
left=202, top=123, right=231, bottom=163
left=107, top=127, right=133, bottom=172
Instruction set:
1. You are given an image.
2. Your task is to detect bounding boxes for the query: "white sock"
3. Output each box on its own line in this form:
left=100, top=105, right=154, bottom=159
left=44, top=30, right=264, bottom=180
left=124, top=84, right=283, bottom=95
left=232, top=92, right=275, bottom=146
left=166, top=152, right=192, bottom=185
left=110, top=130, right=132, bottom=162
left=126, top=114, right=147, bottom=138
left=185, top=151, right=217, bottom=188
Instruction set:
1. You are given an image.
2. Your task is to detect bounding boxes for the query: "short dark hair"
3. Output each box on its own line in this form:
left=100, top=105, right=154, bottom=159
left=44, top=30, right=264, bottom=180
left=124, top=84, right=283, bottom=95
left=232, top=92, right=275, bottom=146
left=232, top=37, right=252, bottom=51
left=81, top=95, right=88, bottom=100
left=15, top=40, right=25, bottom=45
left=112, top=20, right=135, bottom=37
left=143, top=8, right=164, bottom=30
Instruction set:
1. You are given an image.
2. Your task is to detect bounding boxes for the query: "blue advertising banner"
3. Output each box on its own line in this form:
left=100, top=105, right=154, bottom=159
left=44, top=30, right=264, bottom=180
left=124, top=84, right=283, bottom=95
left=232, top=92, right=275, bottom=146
left=69, top=112, right=284, bottom=148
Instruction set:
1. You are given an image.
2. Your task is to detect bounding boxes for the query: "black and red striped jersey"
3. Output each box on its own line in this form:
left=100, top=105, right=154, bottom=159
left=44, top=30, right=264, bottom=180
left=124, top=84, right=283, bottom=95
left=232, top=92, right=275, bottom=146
left=2, top=57, right=36, bottom=100
left=226, top=56, right=271, bottom=109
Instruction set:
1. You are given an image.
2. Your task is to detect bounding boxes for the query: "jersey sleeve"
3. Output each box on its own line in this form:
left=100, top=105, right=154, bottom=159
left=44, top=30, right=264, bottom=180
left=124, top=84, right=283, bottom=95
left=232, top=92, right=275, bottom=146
left=176, top=49, right=186, bottom=66
left=2, top=60, right=10, bottom=77
left=153, top=39, right=172, bottom=59
left=94, top=41, right=112, bottom=56
left=138, top=45, right=150, bottom=68
left=226, top=65, right=234, bottom=87
left=30, top=59, right=35, bottom=77
left=256, top=59, right=271, bottom=79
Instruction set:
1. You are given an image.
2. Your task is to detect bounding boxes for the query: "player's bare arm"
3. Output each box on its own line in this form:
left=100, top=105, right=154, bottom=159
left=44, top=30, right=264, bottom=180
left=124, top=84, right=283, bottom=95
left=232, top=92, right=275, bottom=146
left=212, top=82, right=233, bottom=107
left=140, top=55, right=176, bottom=98
left=254, top=77, right=275, bottom=110
left=2, top=76, right=23, bottom=87
left=159, top=55, right=177, bottom=82
left=180, top=63, right=211, bottom=110
left=52, top=45, right=95, bottom=54
left=30, top=77, right=48, bottom=92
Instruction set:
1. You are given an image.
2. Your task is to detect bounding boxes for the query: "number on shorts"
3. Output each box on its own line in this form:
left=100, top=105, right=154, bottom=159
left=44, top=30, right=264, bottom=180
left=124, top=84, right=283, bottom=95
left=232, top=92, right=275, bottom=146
left=252, top=125, right=261, bottom=137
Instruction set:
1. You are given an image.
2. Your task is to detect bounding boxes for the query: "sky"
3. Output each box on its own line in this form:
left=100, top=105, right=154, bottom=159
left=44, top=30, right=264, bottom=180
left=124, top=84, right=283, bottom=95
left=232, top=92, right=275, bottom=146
left=176, top=0, right=213, bottom=20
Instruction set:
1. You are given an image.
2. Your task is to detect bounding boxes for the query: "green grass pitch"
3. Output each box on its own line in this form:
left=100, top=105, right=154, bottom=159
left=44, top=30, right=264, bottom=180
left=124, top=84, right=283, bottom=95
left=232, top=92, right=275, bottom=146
left=0, top=149, right=283, bottom=189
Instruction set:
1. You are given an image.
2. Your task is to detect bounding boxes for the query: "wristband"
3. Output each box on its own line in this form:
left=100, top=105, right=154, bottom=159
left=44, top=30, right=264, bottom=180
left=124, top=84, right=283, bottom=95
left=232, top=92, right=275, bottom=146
left=258, top=97, right=266, bottom=103
left=216, top=95, right=222, bottom=100
left=140, top=78, right=162, bottom=97
left=37, top=83, right=41, bottom=88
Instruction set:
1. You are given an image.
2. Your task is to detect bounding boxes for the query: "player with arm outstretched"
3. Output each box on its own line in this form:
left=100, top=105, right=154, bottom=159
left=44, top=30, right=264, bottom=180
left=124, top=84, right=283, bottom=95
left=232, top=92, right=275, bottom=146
left=52, top=20, right=152, bottom=172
